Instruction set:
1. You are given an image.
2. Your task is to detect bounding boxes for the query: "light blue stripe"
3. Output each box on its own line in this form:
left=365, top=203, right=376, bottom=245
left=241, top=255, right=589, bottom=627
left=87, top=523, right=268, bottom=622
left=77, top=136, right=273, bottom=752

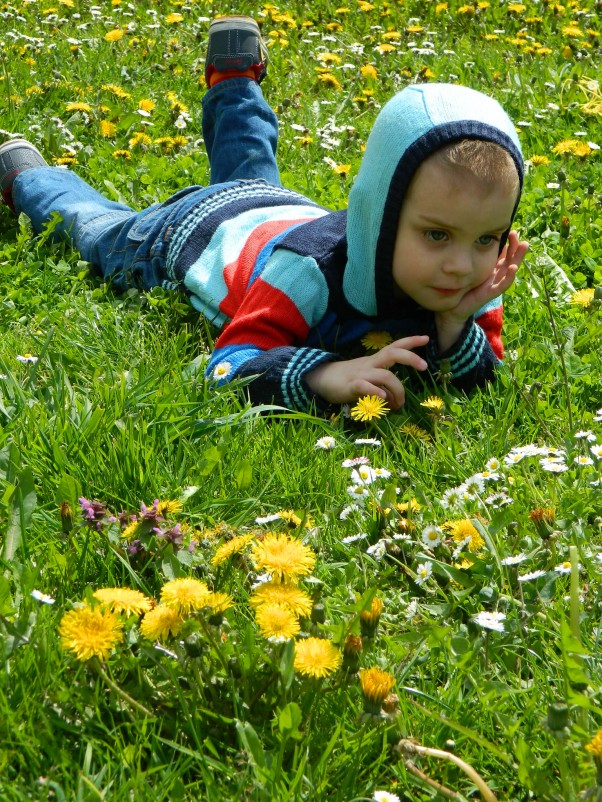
left=261, top=250, right=330, bottom=329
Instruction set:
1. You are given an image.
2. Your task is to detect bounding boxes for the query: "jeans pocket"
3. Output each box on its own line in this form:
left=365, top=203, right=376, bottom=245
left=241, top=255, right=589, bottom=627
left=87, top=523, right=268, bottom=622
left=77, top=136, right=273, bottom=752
left=126, top=203, right=164, bottom=243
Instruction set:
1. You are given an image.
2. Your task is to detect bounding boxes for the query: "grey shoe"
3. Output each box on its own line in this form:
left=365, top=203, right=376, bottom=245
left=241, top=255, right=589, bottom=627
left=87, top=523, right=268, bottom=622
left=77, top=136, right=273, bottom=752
left=204, top=16, right=268, bottom=87
left=0, top=139, right=47, bottom=211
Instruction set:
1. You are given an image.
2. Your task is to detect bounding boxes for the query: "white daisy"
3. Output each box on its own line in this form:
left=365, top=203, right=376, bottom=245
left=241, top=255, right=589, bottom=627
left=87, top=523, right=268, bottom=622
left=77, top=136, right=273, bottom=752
left=315, top=436, right=337, bottom=450
left=421, top=525, right=443, bottom=548
left=373, top=792, right=401, bottom=802
left=31, top=589, right=55, bottom=605
left=339, top=504, right=361, bottom=520
left=540, top=458, right=568, bottom=473
left=574, top=430, right=596, bottom=442
left=554, top=561, right=573, bottom=575
left=367, top=540, right=387, bottom=560
left=463, top=474, right=485, bottom=496
left=212, top=361, right=232, bottom=380
left=574, top=455, right=594, bottom=466
left=350, top=466, right=377, bottom=485
left=347, top=485, right=370, bottom=504
left=473, top=611, right=506, bottom=632
left=501, top=553, right=527, bottom=566
left=255, top=513, right=282, bottom=525
left=341, top=456, right=371, bottom=468
left=591, top=444, right=602, bottom=460
left=415, top=561, right=433, bottom=585
left=16, top=353, right=38, bottom=364
left=354, top=437, right=381, bottom=446
left=341, top=532, right=368, bottom=544
left=518, top=569, right=547, bottom=582
left=485, top=457, right=502, bottom=472
left=440, top=486, right=464, bottom=510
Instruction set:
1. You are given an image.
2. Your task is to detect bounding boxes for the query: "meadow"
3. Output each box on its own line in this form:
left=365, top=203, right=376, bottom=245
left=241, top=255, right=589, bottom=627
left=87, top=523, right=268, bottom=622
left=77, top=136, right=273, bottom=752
left=0, top=0, right=601, bottom=799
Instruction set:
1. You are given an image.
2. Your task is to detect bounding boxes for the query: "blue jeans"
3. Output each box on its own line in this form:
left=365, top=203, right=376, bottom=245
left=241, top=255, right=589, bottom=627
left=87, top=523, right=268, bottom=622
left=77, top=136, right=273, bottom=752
left=12, top=79, right=281, bottom=292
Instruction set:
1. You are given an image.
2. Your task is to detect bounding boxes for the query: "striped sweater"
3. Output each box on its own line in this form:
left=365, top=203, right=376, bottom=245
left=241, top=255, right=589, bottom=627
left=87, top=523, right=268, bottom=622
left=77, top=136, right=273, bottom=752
left=166, top=84, right=523, bottom=411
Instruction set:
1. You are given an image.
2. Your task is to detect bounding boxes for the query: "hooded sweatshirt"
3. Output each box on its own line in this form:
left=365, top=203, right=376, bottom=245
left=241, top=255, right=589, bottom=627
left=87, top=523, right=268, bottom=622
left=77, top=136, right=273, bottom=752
left=166, top=83, right=523, bottom=411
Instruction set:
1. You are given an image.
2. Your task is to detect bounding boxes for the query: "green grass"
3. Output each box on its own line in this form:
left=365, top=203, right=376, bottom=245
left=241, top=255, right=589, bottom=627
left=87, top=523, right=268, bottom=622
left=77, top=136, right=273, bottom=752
left=1, top=1, right=602, bottom=800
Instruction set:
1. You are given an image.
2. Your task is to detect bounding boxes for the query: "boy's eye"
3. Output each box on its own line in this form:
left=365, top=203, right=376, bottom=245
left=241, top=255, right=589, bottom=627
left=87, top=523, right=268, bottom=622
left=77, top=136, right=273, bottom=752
left=476, top=234, right=498, bottom=246
left=425, top=230, right=447, bottom=242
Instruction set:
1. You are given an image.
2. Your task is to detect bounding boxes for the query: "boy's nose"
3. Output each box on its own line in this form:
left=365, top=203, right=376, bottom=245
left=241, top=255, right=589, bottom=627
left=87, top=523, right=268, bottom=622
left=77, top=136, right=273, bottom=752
left=443, top=249, right=472, bottom=276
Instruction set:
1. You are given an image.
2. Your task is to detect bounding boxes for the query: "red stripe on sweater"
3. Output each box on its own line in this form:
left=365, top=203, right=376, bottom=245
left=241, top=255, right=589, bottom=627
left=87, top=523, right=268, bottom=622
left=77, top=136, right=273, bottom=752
left=216, top=277, right=309, bottom=351
left=220, top=217, right=314, bottom=320
left=476, top=306, right=504, bottom=359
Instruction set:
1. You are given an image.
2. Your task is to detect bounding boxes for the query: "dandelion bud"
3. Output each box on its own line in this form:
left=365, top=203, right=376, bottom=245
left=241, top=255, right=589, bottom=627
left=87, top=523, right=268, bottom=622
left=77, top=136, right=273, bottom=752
left=360, top=596, right=384, bottom=639
left=183, top=632, right=204, bottom=658
left=529, top=507, right=555, bottom=540
left=557, top=169, right=567, bottom=183
left=60, top=501, right=73, bottom=534
left=311, top=603, right=326, bottom=625
left=342, top=633, right=363, bottom=672
left=594, top=286, right=602, bottom=301
left=546, top=701, right=569, bottom=735
left=381, top=693, right=400, bottom=717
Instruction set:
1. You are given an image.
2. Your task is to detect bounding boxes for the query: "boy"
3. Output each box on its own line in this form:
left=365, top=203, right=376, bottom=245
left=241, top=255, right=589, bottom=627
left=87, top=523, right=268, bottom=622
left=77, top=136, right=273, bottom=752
left=0, top=16, right=528, bottom=413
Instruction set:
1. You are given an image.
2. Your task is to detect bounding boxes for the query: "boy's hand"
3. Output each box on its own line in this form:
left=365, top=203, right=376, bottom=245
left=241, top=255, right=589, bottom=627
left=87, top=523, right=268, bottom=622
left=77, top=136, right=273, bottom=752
left=435, top=231, right=529, bottom=351
left=305, top=335, right=429, bottom=409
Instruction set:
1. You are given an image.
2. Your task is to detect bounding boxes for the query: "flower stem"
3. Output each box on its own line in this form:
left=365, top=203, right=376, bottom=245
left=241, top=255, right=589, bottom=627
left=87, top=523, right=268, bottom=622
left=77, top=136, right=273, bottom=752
left=92, top=659, right=154, bottom=718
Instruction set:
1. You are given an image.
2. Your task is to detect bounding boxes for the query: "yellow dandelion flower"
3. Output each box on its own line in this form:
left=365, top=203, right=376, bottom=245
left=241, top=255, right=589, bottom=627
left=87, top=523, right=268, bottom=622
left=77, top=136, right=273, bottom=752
left=571, top=288, right=595, bottom=308
left=102, top=83, right=132, bottom=99
left=406, top=25, right=424, bottom=33
left=59, top=605, right=123, bottom=661
left=446, top=519, right=485, bottom=552
left=100, top=120, right=116, bottom=137
left=105, top=29, right=124, bottom=43
left=377, top=43, right=396, bottom=54
left=171, top=135, right=187, bottom=148
left=358, top=1, right=375, bottom=10
left=139, top=604, right=184, bottom=640
left=156, top=499, right=183, bottom=516
left=278, top=509, right=303, bottom=527
left=121, top=520, right=141, bottom=539
left=54, top=156, right=77, bottom=166
left=256, top=603, right=301, bottom=641
left=436, top=2, right=448, bottom=11
left=420, top=67, right=436, bottom=80
left=204, top=591, right=233, bottom=614
left=138, top=98, right=156, bottom=113
left=420, top=395, right=445, bottom=412
left=361, top=331, right=393, bottom=351
left=572, top=142, right=592, bottom=157
left=332, top=163, right=351, bottom=177
left=350, top=395, right=389, bottom=422
left=484, top=33, right=499, bottom=40
left=562, top=25, right=582, bottom=37
left=166, top=91, right=188, bottom=113
left=59, top=0, right=74, bottom=6
left=395, top=498, right=421, bottom=514
left=326, top=21, right=343, bottom=31
left=92, top=587, right=153, bottom=617
left=400, top=422, right=432, bottom=442
left=361, top=64, right=378, bottom=80
left=129, top=131, right=152, bottom=148
left=25, top=86, right=44, bottom=96
left=317, top=73, right=343, bottom=91
left=317, top=52, right=342, bottom=65
left=586, top=730, right=602, bottom=760
left=165, top=13, right=183, bottom=24
left=458, top=5, right=476, bottom=14
left=359, top=666, right=396, bottom=704
left=251, top=533, right=316, bottom=582
left=562, top=45, right=573, bottom=58
left=507, top=3, right=526, bottom=11
left=211, top=533, right=255, bottom=566
left=66, top=101, right=92, bottom=113
left=160, top=577, right=211, bottom=614
left=294, top=637, right=342, bottom=678
left=529, top=154, right=550, bottom=166
left=382, top=30, right=402, bottom=41
left=343, top=633, right=363, bottom=655
left=250, top=581, right=313, bottom=618
left=552, top=138, right=579, bottom=155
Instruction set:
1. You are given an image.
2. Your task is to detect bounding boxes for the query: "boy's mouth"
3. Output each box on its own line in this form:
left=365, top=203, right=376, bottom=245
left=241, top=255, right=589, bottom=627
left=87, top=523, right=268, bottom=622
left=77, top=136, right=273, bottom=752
left=432, top=287, right=461, bottom=296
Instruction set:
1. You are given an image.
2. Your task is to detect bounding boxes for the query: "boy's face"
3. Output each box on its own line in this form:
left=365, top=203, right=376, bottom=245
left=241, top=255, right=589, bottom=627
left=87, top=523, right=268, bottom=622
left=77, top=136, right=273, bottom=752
left=392, top=155, right=517, bottom=312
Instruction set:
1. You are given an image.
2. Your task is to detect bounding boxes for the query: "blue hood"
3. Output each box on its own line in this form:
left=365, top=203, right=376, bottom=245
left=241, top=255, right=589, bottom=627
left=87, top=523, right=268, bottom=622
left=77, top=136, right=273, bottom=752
left=344, top=83, right=524, bottom=317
